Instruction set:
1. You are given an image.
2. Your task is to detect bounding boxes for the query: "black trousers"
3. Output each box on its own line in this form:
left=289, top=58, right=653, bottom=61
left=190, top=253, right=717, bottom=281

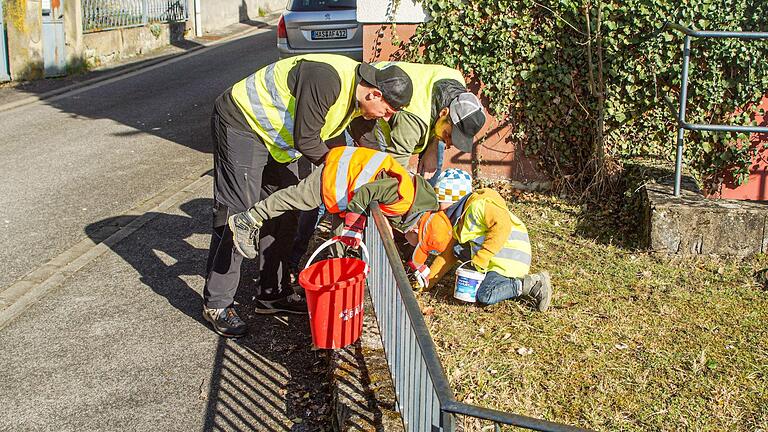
left=203, top=109, right=305, bottom=309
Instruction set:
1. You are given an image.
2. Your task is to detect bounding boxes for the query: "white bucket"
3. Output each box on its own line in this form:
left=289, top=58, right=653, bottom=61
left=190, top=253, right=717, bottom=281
left=454, top=261, right=485, bottom=303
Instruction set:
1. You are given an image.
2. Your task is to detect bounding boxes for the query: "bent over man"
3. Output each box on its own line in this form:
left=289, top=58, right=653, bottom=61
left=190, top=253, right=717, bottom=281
left=204, top=54, right=413, bottom=337
left=349, top=62, right=487, bottom=176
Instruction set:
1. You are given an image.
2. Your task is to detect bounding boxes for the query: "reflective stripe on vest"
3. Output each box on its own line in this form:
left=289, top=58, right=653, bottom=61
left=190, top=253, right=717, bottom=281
left=231, top=54, right=360, bottom=163
left=372, top=61, right=466, bottom=154
left=321, top=147, right=414, bottom=216
left=244, top=70, right=298, bottom=160
left=459, top=193, right=532, bottom=278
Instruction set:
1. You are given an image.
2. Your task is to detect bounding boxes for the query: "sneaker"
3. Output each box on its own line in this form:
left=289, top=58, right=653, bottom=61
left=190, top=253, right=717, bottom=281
left=254, top=293, right=308, bottom=315
left=228, top=211, right=260, bottom=259
left=522, top=271, right=552, bottom=312
left=203, top=306, right=248, bottom=338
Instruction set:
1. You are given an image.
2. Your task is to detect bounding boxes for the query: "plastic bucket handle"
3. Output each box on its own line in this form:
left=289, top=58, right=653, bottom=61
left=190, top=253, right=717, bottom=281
left=304, top=236, right=370, bottom=275
left=456, top=261, right=483, bottom=274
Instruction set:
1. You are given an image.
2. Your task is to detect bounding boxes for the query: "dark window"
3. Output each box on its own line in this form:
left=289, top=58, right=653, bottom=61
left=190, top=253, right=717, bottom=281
left=289, top=0, right=355, bottom=11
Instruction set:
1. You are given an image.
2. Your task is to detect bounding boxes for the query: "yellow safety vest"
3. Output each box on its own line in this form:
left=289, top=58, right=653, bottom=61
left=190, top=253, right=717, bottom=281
left=231, top=54, right=360, bottom=163
left=372, top=62, right=466, bottom=154
left=455, top=193, right=531, bottom=278
left=321, top=147, right=414, bottom=216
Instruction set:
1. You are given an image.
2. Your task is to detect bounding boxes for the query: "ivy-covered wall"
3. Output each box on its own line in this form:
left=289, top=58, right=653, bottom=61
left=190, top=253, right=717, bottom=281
left=402, top=0, right=768, bottom=194
left=363, top=23, right=551, bottom=186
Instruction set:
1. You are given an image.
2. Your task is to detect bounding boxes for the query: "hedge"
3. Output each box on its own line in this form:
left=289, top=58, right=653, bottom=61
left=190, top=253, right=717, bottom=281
left=403, top=0, right=768, bottom=194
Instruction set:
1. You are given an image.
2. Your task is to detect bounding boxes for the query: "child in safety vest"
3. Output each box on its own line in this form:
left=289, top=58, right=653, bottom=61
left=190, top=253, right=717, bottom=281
left=227, top=146, right=440, bottom=259
left=404, top=169, right=553, bottom=311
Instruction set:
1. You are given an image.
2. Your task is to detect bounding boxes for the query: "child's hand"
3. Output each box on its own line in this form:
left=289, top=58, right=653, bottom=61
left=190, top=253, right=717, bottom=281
left=408, top=261, right=430, bottom=289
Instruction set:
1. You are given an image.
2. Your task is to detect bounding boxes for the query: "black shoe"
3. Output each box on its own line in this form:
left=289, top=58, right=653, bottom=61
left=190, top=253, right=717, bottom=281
left=254, top=293, right=308, bottom=315
left=228, top=212, right=260, bottom=259
left=203, top=306, right=248, bottom=337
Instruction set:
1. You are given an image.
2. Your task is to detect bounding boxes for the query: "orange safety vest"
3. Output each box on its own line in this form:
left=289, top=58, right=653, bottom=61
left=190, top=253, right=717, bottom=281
left=321, top=147, right=415, bottom=216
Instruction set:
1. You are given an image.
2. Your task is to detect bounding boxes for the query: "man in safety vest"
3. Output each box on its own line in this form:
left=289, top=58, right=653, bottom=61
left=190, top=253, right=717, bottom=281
left=204, top=54, right=413, bottom=338
left=349, top=62, right=487, bottom=178
left=227, top=146, right=440, bottom=262
left=280, top=62, right=487, bottom=287
left=405, top=170, right=553, bottom=311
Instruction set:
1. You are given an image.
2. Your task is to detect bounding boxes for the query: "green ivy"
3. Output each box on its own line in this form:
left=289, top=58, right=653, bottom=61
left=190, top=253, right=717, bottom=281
left=404, top=0, right=768, bottom=193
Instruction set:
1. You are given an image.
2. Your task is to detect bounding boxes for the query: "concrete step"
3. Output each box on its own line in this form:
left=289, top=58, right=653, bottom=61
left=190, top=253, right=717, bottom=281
left=642, top=177, right=768, bottom=257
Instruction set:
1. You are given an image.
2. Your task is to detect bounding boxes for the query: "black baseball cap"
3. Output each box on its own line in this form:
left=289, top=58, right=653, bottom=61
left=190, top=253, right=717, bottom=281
left=358, top=62, right=413, bottom=111
left=449, top=92, right=486, bottom=153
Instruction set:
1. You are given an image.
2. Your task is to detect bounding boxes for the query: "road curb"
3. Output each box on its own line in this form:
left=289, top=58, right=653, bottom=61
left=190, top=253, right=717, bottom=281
left=0, top=14, right=280, bottom=113
left=0, top=169, right=213, bottom=330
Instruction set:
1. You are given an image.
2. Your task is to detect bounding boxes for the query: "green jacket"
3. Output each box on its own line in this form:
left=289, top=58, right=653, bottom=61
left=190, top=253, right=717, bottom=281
left=346, top=174, right=439, bottom=231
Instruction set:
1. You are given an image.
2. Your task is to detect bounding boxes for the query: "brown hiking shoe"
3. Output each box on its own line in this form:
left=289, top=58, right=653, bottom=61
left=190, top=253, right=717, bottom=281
left=203, top=306, right=247, bottom=338
left=522, top=271, right=552, bottom=312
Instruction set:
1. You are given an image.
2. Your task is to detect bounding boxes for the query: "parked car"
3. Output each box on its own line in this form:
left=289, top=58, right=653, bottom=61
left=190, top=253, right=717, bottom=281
left=277, top=0, right=363, bottom=60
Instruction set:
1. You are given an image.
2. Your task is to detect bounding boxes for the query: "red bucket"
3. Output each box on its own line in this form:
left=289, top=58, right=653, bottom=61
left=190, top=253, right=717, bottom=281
left=298, top=237, right=369, bottom=349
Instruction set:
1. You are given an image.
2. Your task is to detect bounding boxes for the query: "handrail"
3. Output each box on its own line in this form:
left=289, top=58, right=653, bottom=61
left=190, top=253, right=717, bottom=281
left=664, top=22, right=768, bottom=39
left=663, top=22, right=768, bottom=196
left=366, top=202, right=590, bottom=432
left=0, top=0, right=10, bottom=82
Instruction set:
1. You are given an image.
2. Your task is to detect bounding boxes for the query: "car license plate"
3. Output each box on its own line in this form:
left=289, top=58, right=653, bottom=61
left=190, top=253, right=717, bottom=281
left=311, top=29, right=347, bottom=40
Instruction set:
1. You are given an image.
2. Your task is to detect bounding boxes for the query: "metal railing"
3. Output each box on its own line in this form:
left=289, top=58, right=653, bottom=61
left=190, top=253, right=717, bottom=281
left=664, top=22, right=768, bottom=196
left=0, top=0, right=10, bottom=82
left=82, top=0, right=188, bottom=33
left=365, top=202, right=589, bottom=432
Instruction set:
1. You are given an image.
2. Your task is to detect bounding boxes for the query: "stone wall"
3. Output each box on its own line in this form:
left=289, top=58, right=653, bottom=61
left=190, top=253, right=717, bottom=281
left=199, top=0, right=283, bottom=34
left=82, top=21, right=191, bottom=67
left=643, top=181, right=768, bottom=257
left=5, top=0, right=44, bottom=80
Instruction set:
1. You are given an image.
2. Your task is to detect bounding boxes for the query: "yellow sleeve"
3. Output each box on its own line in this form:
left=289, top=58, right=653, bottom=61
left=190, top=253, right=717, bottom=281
left=427, top=238, right=458, bottom=289
left=471, top=203, right=512, bottom=272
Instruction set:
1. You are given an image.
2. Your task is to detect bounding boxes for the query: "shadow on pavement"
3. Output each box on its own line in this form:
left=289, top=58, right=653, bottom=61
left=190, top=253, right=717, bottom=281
left=4, top=29, right=278, bottom=155
left=85, top=195, right=333, bottom=431
left=84, top=198, right=211, bottom=323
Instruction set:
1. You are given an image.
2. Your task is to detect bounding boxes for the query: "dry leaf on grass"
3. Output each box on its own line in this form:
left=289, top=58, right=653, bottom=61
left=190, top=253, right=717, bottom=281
left=517, top=347, right=534, bottom=356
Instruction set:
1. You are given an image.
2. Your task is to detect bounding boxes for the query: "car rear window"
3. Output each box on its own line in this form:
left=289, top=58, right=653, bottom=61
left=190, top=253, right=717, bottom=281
left=289, top=0, right=355, bottom=11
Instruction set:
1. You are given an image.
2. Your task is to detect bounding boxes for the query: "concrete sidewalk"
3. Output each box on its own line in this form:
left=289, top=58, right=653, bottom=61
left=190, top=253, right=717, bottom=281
left=0, top=175, right=334, bottom=431
left=0, top=16, right=280, bottom=111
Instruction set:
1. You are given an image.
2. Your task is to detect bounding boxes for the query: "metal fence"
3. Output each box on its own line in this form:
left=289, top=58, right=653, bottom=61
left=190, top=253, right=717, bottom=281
left=82, top=0, right=188, bottom=33
left=664, top=22, right=768, bottom=197
left=0, top=0, right=10, bottom=82
left=365, top=202, right=589, bottom=432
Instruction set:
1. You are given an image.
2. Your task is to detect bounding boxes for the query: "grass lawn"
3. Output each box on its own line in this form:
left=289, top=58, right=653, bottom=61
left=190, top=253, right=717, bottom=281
left=417, top=182, right=768, bottom=431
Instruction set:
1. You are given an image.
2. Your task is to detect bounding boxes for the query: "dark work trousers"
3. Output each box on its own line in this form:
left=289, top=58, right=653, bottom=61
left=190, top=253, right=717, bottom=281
left=203, top=110, right=303, bottom=309
left=288, top=207, right=320, bottom=270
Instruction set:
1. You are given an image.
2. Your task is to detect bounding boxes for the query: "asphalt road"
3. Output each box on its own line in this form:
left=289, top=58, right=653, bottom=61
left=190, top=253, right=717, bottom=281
left=0, top=27, right=343, bottom=431
left=0, top=27, right=279, bottom=291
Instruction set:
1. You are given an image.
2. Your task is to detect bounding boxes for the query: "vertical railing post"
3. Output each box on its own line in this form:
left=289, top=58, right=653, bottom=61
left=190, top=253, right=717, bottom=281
left=674, top=35, right=692, bottom=197
left=0, top=0, right=10, bottom=82
left=142, top=0, right=149, bottom=24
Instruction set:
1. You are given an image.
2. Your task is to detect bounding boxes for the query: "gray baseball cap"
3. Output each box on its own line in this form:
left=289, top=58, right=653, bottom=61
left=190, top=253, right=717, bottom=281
left=449, top=92, right=486, bottom=153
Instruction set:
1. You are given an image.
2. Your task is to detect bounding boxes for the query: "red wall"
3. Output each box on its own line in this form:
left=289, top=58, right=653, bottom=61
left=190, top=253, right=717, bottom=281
left=362, top=24, right=549, bottom=185
left=712, top=96, right=768, bottom=201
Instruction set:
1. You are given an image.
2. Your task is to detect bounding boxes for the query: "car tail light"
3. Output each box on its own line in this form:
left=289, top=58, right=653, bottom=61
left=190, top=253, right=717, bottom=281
left=277, top=15, right=287, bottom=39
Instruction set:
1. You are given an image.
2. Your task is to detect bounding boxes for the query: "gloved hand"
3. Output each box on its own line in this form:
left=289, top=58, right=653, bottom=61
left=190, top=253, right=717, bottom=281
left=408, top=261, right=431, bottom=289
left=339, top=212, right=366, bottom=248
